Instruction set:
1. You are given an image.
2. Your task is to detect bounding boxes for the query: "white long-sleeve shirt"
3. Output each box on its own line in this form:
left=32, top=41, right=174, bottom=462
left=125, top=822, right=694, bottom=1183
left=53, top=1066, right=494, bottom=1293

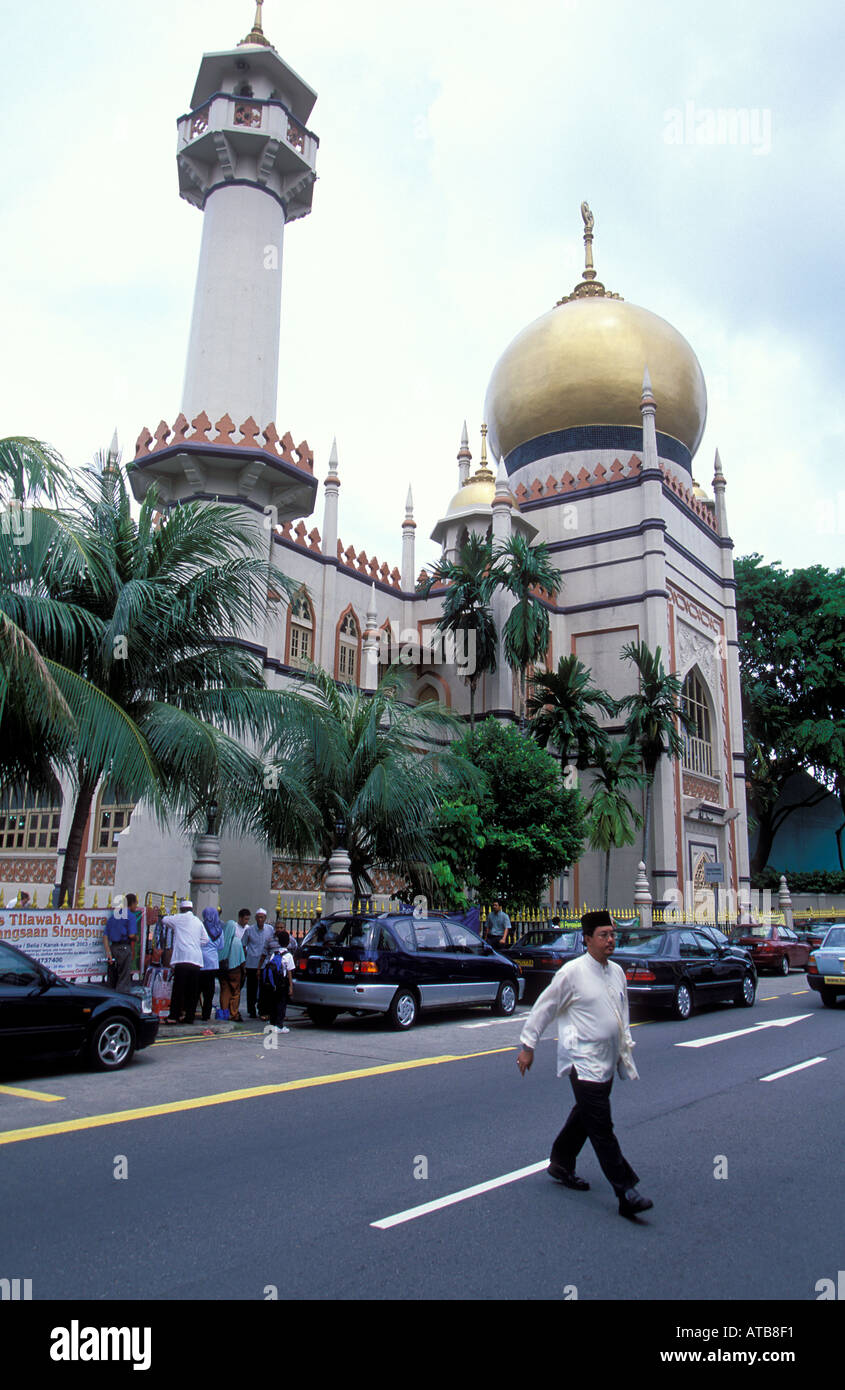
left=519, top=952, right=638, bottom=1083
left=162, top=911, right=211, bottom=968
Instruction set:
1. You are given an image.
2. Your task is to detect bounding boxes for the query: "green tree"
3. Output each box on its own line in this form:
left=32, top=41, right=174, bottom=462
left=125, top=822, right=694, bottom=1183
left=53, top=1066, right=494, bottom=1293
left=526, top=653, right=617, bottom=774
left=586, top=739, right=646, bottom=908
left=417, top=532, right=498, bottom=731
left=2, top=448, right=302, bottom=903
left=490, top=534, right=563, bottom=718
left=426, top=718, right=586, bottom=907
left=259, top=665, right=480, bottom=898
left=735, top=554, right=845, bottom=873
left=618, top=640, right=692, bottom=871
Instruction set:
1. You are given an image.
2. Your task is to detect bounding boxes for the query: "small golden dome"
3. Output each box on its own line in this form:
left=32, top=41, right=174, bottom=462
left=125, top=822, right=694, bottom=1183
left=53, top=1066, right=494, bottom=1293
left=445, top=477, right=496, bottom=515
left=484, top=208, right=707, bottom=464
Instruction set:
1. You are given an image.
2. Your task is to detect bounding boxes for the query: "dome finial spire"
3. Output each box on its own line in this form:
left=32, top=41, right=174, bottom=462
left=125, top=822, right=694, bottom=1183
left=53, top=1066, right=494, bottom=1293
left=239, top=0, right=273, bottom=48
left=557, top=203, right=622, bottom=306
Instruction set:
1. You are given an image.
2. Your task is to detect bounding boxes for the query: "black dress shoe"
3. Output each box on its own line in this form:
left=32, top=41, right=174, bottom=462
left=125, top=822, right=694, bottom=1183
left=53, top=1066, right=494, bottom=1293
left=618, top=1188, right=653, bottom=1218
left=548, top=1162, right=590, bottom=1190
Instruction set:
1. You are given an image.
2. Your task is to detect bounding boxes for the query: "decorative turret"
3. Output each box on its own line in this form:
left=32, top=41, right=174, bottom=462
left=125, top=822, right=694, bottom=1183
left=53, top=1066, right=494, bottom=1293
left=457, top=421, right=472, bottom=486
left=401, top=485, right=416, bottom=590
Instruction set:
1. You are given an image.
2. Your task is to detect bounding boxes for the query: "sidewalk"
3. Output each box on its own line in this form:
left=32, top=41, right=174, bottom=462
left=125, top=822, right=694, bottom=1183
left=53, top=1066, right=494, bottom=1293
left=155, top=1007, right=310, bottom=1038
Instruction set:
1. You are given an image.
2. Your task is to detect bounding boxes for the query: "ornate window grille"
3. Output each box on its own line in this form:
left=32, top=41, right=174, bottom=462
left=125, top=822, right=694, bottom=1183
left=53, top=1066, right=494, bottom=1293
left=681, top=671, right=713, bottom=778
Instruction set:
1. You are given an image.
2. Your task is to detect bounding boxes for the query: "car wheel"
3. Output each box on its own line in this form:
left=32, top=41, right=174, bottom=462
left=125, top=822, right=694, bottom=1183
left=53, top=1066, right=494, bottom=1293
left=737, top=972, right=756, bottom=1008
left=492, top=980, right=517, bottom=1016
left=778, top=955, right=790, bottom=976
left=820, top=988, right=838, bottom=1008
left=306, top=1006, right=339, bottom=1027
left=388, top=989, right=418, bottom=1031
left=89, top=1015, right=136, bottom=1071
left=673, top=982, right=693, bottom=1020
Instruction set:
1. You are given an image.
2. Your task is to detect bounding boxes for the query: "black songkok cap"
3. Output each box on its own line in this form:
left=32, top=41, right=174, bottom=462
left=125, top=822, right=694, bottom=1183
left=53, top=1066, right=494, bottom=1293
left=581, top=909, right=614, bottom=935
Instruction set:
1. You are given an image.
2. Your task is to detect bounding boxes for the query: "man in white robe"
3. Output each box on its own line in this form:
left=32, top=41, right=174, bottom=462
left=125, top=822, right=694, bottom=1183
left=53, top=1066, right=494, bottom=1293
left=517, top=909, right=653, bottom=1219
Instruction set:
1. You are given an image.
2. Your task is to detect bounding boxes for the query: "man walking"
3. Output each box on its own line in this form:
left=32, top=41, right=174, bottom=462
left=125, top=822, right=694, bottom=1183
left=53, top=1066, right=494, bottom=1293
left=516, top=909, right=652, bottom=1220
left=486, top=900, right=511, bottom=949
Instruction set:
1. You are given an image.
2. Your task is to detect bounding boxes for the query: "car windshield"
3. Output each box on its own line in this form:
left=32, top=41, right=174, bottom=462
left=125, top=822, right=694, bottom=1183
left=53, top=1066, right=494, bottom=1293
left=302, top=919, right=377, bottom=949
left=820, top=927, right=845, bottom=949
left=515, top=930, right=580, bottom=949
left=613, top=931, right=667, bottom=953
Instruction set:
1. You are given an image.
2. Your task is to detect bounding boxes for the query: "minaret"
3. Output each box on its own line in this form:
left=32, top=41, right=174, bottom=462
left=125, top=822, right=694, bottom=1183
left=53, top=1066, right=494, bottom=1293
left=130, top=6, right=318, bottom=529
left=322, top=438, right=340, bottom=557
left=457, top=421, right=472, bottom=485
left=401, top=486, right=416, bottom=590
left=319, top=439, right=340, bottom=670
left=178, top=4, right=319, bottom=428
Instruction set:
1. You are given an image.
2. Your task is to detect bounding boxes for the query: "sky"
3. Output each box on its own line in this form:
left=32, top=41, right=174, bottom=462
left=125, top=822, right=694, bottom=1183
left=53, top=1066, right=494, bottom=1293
left=1, top=0, right=843, bottom=577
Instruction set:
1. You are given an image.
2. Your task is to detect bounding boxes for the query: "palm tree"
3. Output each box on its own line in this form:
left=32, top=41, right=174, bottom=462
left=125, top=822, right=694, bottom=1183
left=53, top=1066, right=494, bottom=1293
left=2, top=447, right=305, bottom=903
left=417, top=532, right=498, bottom=731
left=618, top=640, right=694, bottom=871
left=258, top=665, right=481, bottom=897
left=490, top=534, right=563, bottom=719
left=526, top=654, right=617, bottom=776
left=586, top=739, right=646, bottom=908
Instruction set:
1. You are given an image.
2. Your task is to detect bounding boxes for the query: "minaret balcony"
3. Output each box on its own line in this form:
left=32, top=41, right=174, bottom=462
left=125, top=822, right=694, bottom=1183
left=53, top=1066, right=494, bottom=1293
left=177, top=93, right=318, bottom=209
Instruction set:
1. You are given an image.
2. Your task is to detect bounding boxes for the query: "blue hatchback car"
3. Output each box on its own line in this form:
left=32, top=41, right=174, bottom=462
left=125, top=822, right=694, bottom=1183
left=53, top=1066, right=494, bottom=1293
left=293, top=912, right=524, bottom=1029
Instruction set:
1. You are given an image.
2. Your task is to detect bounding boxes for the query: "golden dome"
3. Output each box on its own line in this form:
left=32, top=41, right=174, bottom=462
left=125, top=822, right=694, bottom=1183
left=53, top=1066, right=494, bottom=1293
left=484, top=208, right=707, bottom=464
left=445, top=477, right=496, bottom=515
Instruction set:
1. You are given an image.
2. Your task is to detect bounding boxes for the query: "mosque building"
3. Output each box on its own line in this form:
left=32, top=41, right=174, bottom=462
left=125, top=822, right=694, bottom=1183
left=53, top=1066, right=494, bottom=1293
left=0, top=7, right=750, bottom=918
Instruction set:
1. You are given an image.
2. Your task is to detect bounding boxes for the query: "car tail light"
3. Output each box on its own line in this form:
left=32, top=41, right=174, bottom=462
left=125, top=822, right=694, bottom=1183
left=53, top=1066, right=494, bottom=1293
left=625, top=966, right=656, bottom=982
left=807, top=955, right=818, bottom=974
left=342, top=960, right=379, bottom=975
left=297, top=959, right=307, bottom=970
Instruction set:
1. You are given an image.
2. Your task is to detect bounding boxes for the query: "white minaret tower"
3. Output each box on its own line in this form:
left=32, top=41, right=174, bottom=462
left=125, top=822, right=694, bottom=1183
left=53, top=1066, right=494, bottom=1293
left=131, top=4, right=318, bottom=526
left=179, top=3, right=319, bottom=428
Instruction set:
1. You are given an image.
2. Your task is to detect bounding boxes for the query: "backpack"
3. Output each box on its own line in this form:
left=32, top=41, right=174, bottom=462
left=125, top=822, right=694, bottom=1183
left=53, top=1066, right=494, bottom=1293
left=261, top=951, right=291, bottom=994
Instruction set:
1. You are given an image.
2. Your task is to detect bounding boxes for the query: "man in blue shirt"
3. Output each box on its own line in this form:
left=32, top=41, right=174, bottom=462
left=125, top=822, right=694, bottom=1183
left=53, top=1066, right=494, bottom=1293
left=103, top=893, right=139, bottom=993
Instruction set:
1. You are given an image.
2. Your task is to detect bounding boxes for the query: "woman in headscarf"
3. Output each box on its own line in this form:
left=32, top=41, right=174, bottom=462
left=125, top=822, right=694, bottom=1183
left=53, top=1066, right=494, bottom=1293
left=218, top=917, right=246, bottom=1021
left=199, top=907, right=224, bottom=1022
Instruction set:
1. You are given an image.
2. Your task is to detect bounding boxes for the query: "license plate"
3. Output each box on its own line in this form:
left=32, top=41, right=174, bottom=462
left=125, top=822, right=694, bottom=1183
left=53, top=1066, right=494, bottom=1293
left=313, top=961, right=333, bottom=975
left=514, top=958, right=534, bottom=968
left=823, top=975, right=845, bottom=984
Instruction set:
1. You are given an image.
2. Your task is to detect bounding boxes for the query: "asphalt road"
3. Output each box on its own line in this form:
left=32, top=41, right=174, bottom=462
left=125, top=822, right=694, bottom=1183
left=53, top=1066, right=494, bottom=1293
left=1, top=975, right=843, bottom=1305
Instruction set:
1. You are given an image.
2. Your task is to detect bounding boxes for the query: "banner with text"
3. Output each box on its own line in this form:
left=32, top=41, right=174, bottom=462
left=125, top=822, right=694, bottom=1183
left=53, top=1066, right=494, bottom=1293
left=0, top=909, right=109, bottom=978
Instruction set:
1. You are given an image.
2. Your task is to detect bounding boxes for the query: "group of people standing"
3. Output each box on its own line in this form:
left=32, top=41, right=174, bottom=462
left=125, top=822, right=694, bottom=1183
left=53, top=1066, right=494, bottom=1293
left=157, top=901, right=295, bottom=1031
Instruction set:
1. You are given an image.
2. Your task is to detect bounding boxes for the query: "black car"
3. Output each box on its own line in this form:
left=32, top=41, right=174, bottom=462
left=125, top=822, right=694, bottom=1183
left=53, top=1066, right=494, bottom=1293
left=293, top=912, right=524, bottom=1030
left=613, top=925, right=757, bottom=1020
left=502, top=928, right=586, bottom=1003
left=0, top=939, right=159, bottom=1071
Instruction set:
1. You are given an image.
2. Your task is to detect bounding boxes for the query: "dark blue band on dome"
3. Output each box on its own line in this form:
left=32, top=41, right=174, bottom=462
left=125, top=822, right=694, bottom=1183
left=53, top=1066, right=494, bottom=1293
left=504, top=425, right=692, bottom=475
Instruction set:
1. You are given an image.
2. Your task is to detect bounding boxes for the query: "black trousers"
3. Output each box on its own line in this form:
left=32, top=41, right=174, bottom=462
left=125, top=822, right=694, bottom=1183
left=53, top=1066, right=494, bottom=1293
left=245, top=967, right=260, bottom=1016
left=168, top=964, right=201, bottom=1023
left=551, top=1070, right=639, bottom=1196
left=198, top=968, right=218, bottom=1020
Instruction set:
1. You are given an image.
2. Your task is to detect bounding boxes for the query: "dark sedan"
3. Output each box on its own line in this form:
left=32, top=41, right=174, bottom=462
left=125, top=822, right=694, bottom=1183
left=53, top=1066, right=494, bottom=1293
left=293, top=911, right=524, bottom=1030
left=614, top=925, right=757, bottom=1020
left=502, top=927, right=585, bottom=1002
left=0, top=939, right=158, bottom=1071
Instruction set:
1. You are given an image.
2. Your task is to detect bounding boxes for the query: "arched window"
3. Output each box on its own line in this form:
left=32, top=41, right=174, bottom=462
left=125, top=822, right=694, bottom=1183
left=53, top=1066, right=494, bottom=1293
left=288, top=590, right=314, bottom=668
left=0, top=783, right=62, bottom=852
left=338, top=611, right=359, bottom=683
left=95, top=781, right=135, bottom=851
left=682, top=670, right=714, bottom=777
